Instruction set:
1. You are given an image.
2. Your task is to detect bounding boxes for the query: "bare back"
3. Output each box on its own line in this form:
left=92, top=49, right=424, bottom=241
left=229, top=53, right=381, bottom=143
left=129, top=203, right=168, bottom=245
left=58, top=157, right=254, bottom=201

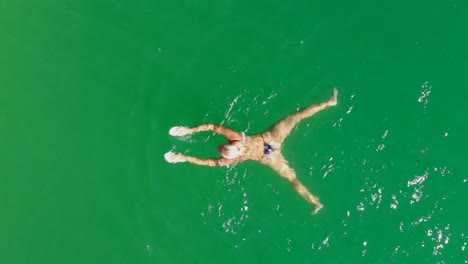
left=242, top=132, right=284, bottom=162
left=242, top=134, right=265, bottom=161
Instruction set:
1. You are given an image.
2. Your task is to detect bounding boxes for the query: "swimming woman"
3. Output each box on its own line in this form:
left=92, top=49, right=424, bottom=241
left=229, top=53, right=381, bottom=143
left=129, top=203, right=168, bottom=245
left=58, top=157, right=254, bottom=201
left=164, top=88, right=338, bottom=214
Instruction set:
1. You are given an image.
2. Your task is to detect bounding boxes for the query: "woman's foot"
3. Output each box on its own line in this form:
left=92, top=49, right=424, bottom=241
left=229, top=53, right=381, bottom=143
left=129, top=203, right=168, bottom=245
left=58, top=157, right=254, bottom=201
left=311, top=203, right=324, bottom=215
left=328, top=88, right=338, bottom=106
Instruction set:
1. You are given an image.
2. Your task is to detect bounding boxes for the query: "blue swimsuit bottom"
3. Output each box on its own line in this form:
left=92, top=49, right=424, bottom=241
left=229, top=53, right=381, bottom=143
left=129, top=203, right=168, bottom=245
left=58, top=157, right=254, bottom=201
left=264, top=143, right=274, bottom=154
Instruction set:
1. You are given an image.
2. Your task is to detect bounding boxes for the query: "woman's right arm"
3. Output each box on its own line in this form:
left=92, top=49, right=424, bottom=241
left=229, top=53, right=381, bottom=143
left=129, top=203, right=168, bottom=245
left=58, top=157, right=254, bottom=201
left=164, top=151, right=236, bottom=167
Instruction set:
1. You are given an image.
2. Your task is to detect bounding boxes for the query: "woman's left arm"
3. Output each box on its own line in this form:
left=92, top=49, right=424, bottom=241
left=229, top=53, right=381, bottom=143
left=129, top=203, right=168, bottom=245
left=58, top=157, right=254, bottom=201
left=170, top=123, right=243, bottom=141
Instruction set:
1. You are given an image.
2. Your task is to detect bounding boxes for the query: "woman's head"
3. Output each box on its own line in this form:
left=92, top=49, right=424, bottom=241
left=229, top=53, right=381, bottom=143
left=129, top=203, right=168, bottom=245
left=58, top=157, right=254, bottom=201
left=218, top=143, right=243, bottom=159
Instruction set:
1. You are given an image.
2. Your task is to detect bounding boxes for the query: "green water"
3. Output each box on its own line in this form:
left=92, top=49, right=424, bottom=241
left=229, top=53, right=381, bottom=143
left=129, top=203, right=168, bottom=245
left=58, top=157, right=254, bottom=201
left=1, top=0, right=467, bottom=263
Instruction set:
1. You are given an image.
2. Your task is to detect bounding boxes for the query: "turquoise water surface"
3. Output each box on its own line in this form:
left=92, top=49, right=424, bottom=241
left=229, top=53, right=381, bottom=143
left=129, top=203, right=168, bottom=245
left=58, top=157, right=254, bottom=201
left=1, top=0, right=467, bottom=263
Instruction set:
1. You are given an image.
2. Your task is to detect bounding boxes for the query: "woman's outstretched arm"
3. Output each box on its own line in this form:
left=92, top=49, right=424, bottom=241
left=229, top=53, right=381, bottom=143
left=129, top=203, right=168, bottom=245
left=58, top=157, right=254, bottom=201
left=164, top=151, right=236, bottom=167
left=169, top=124, right=242, bottom=141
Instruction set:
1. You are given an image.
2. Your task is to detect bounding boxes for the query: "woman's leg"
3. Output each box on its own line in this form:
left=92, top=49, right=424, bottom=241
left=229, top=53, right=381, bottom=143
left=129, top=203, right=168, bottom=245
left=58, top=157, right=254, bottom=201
left=260, top=153, right=323, bottom=214
left=267, top=88, right=337, bottom=143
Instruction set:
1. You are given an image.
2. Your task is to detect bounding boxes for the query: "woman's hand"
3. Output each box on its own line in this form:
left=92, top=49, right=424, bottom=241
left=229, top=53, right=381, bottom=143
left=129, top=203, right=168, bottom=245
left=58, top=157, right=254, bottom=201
left=169, top=126, right=192, bottom=136
left=164, top=151, right=187, bottom=163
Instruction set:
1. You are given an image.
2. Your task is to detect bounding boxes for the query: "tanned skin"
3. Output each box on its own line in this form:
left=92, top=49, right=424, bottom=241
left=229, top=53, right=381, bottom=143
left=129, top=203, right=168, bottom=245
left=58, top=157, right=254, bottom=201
left=165, top=88, right=338, bottom=214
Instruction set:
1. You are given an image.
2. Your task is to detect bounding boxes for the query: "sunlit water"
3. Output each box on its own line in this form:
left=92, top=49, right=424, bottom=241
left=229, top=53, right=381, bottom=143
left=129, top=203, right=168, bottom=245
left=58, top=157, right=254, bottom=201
left=1, top=1, right=467, bottom=263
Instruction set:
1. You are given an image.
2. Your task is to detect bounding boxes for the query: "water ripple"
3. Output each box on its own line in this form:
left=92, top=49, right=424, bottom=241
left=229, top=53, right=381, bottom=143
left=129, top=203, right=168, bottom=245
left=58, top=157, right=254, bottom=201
left=418, top=81, right=432, bottom=110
